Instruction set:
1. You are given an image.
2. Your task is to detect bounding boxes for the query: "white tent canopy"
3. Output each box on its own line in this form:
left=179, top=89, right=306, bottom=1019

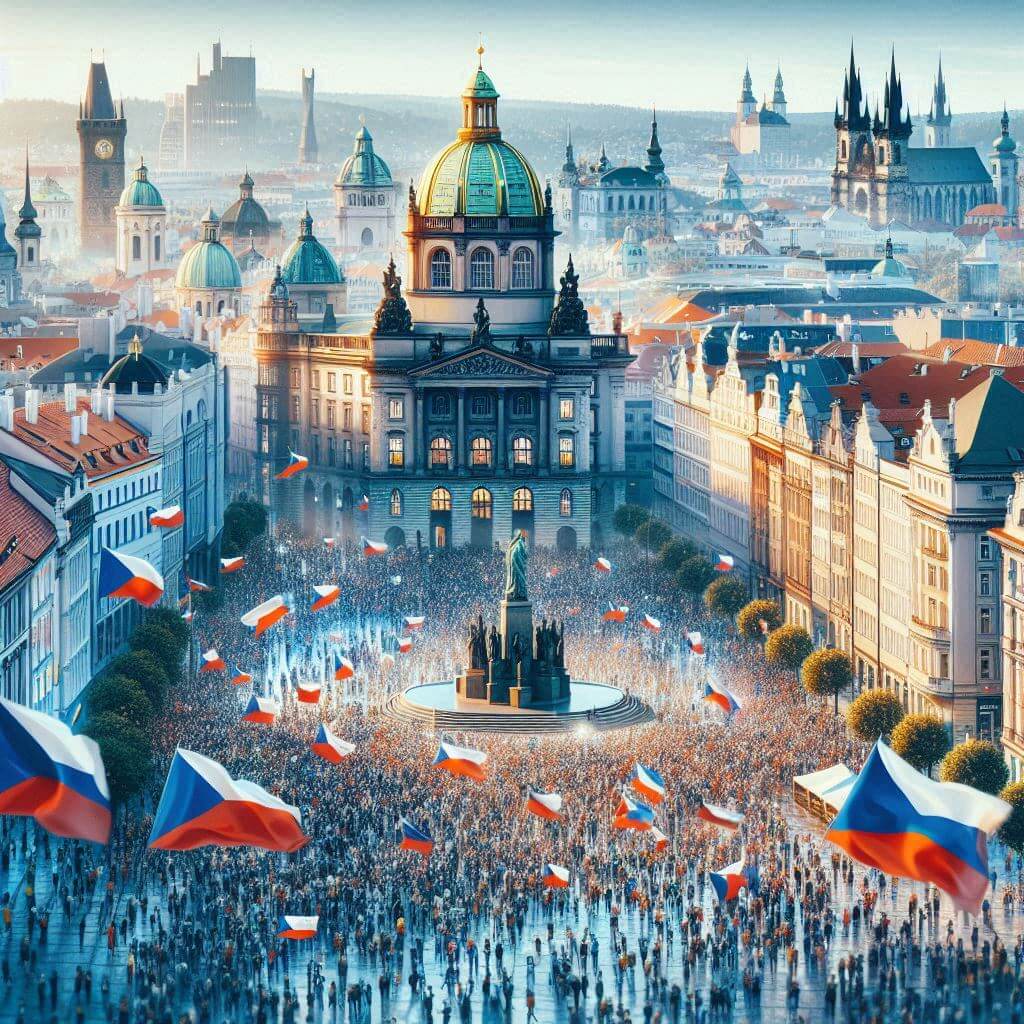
left=793, top=763, right=857, bottom=821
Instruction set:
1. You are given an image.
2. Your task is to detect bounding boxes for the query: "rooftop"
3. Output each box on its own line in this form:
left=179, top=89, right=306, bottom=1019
left=0, top=459, right=56, bottom=593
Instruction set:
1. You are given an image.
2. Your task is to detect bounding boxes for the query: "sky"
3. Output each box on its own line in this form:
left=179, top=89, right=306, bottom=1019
left=1, top=0, right=1022, bottom=114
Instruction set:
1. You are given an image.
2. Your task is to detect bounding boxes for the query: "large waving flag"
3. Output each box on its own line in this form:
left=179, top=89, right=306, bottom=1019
left=698, top=802, right=745, bottom=832
left=296, top=683, right=321, bottom=705
left=149, top=749, right=308, bottom=852
left=542, top=863, right=570, bottom=889
left=149, top=505, right=184, bottom=529
left=334, top=654, right=354, bottom=681
left=715, top=553, right=735, bottom=572
left=703, top=678, right=741, bottom=715
left=641, top=614, right=661, bottom=634
left=631, top=763, right=666, bottom=805
left=311, top=585, right=340, bottom=612
left=277, top=915, right=318, bottom=940
left=276, top=450, right=309, bottom=479
left=826, top=741, right=1011, bottom=914
left=99, top=548, right=164, bottom=608
left=311, top=724, right=355, bottom=764
left=362, top=537, right=388, bottom=557
left=220, top=556, right=245, bottom=574
left=710, top=859, right=747, bottom=902
left=593, top=556, right=612, bottom=573
left=399, top=817, right=434, bottom=857
left=602, top=604, right=629, bottom=623
left=242, top=695, right=279, bottom=725
left=186, top=575, right=212, bottom=593
left=613, top=793, right=655, bottom=831
left=200, top=648, right=226, bottom=673
left=433, top=741, right=487, bottom=782
left=241, top=596, right=289, bottom=636
left=229, top=664, right=252, bottom=687
left=526, top=790, right=563, bottom=821
left=0, top=699, right=110, bottom=844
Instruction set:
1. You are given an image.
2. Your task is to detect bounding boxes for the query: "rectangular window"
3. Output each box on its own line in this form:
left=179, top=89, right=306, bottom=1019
left=290, top=368, right=300, bottom=388
left=980, top=537, right=992, bottom=560
left=327, top=403, right=335, bottom=429
left=311, top=399, right=319, bottom=427
left=344, top=439, right=353, bottom=468
left=343, top=405, right=352, bottom=430
left=389, top=398, right=404, bottom=420
left=559, top=436, right=574, bottom=468
left=980, top=608, right=992, bottom=634
left=344, top=374, right=353, bottom=395
left=980, top=649, right=992, bottom=679
left=291, top=395, right=300, bottom=421
left=559, top=397, right=575, bottom=421
left=361, top=407, right=370, bottom=434
left=980, top=571, right=991, bottom=597
left=311, top=370, right=320, bottom=390
left=327, top=372, right=337, bottom=393
left=327, top=437, right=336, bottom=466
left=388, top=435, right=405, bottom=467
left=362, top=442, right=370, bottom=469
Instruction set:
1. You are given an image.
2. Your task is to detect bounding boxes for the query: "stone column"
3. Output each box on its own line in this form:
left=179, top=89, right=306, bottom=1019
left=456, top=388, right=466, bottom=472
left=496, top=391, right=506, bottom=473
left=414, top=391, right=424, bottom=472
left=538, top=390, right=549, bottom=473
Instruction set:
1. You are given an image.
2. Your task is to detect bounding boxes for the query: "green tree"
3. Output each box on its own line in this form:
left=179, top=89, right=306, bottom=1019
left=940, top=739, right=1009, bottom=795
left=846, top=689, right=904, bottom=743
left=86, top=712, right=153, bottom=804
left=612, top=504, right=650, bottom=537
left=704, top=575, right=748, bottom=620
left=764, top=625, right=814, bottom=674
left=801, top=648, right=853, bottom=713
left=659, top=538, right=696, bottom=573
left=128, top=625, right=183, bottom=694
left=86, top=674, right=154, bottom=729
left=108, top=649, right=172, bottom=712
left=635, top=519, right=672, bottom=554
left=145, top=606, right=189, bottom=647
left=999, top=782, right=1024, bottom=853
left=675, top=555, right=716, bottom=596
left=222, top=499, right=269, bottom=555
left=735, top=600, right=782, bottom=640
left=889, top=714, right=950, bottom=776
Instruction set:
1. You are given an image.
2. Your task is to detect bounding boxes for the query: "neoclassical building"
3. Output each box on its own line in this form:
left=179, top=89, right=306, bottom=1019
left=250, top=51, right=633, bottom=550
left=334, top=121, right=397, bottom=255
left=115, top=158, right=167, bottom=277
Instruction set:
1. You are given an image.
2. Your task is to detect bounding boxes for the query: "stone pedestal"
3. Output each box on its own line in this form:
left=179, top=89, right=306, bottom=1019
left=457, top=668, right=487, bottom=701
left=501, top=599, right=533, bottom=668
left=509, top=685, right=533, bottom=708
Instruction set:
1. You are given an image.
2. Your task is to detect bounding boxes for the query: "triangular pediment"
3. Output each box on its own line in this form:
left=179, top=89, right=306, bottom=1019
left=411, top=345, right=552, bottom=380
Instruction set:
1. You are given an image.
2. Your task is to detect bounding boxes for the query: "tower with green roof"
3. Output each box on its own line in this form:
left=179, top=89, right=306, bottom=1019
left=115, top=158, right=167, bottom=277
left=334, top=118, right=396, bottom=254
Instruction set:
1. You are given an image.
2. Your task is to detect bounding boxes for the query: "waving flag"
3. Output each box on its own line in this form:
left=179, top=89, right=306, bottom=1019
left=220, top=556, right=245, bottom=574
left=296, top=683, right=321, bottom=705
left=403, top=615, right=425, bottom=633
left=826, top=741, right=1011, bottom=914
left=277, top=915, right=318, bottom=940
left=631, top=763, right=666, bottom=805
left=594, top=556, right=612, bottom=573
left=686, top=631, right=705, bottom=655
left=311, top=724, right=355, bottom=764
left=703, top=679, right=741, bottom=716
left=698, top=802, right=745, bottom=832
left=397, top=635, right=413, bottom=654
left=399, top=817, right=434, bottom=857
left=241, top=596, right=289, bottom=636
left=526, top=790, right=564, bottom=821
left=186, top=576, right=212, bottom=593
left=99, top=548, right=164, bottom=608
left=149, top=748, right=307, bottom=852
left=229, top=664, right=252, bottom=687
left=242, top=695, right=279, bottom=725
left=362, top=537, right=388, bottom=557
left=200, top=649, right=226, bottom=673
left=357, top=493, right=370, bottom=512
left=542, top=863, right=570, bottom=889
left=323, top=537, right=336, bottom=550
left=613, top=793, right=655, bottom=831
left=641, top=614, right=661, bottom=634
left=182, top=609, right=194, bottom=624
left=0, top=698, right=110, bottom=844
left=275, top=450, right=309, bottom=479
left=651, top=827, right=670, bottom=852
left=602, top=604, right=629, bottom=623
left=149, top=505, right=184, bottom=529
left=715, top=553, right=735, bottom=572
left=311, top=585, right=340, bottom=612
left=334, top=654, right=354, bottom=681
left=433, top=741, right=487, bottom=782
left=710, top=859, right=747, bottom=902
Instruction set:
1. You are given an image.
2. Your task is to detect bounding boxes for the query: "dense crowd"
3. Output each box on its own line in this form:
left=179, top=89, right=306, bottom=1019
left=3, top=533, right=1024, bottom=1024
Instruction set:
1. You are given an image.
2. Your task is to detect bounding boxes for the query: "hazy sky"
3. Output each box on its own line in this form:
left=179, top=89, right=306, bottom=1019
left=2, top=0, right=1022, bottom=113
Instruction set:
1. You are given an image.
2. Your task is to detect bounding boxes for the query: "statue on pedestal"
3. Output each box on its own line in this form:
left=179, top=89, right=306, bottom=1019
left=504, top=528, right=529, bottom=602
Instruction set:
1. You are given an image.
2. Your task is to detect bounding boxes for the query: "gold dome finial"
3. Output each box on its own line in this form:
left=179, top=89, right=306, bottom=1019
left=128, top=332, right=143, bottom=358
left=477, top=36, right=485, bottom=69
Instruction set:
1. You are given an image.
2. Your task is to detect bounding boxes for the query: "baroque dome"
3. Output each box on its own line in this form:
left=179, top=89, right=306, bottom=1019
left=280, top=209, right=342, bottom=286
left=101, top=334, right=168, bottom=394
left=119, top=159, right=163, bottom=208
left=221, top=172, right=271, bottom=238
left=336, top=121, right=393, bottom=187
left=175, top=209, right=242, bottom=290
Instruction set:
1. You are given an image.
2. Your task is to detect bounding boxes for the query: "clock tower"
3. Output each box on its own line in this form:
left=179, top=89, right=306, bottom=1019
left=76, top=60, right=127, bottom=258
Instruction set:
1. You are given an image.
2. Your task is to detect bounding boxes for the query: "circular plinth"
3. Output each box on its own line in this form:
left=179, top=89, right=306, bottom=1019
left=384, top=680, right=655, bottom=735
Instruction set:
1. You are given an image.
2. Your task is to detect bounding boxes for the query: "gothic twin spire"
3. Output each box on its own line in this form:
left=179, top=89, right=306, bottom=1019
left=836, top=44, right=912, bottom=139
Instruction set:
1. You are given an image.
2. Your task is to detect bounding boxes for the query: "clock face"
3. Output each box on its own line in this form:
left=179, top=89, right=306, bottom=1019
left=94, top=139, right=114, bottom=160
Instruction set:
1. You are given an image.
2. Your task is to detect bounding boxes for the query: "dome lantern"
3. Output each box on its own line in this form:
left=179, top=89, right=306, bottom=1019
left=459, top=43, right=501, bottom=142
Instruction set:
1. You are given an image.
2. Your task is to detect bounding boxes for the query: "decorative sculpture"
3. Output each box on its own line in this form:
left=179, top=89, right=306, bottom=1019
left=471, top=298, right=491, bottom=345
left=547, top=255, right=590, bottom=338
left=371, top=257, right=413, bottom=336
left=504, top=528, right=529, bottom=602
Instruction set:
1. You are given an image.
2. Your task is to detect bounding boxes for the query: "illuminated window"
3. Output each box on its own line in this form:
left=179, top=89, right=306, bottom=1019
left=471, top=487, right=492, bottom=519
left=560, top=488, right=573, bottom=516
left=388, top=397, right=404, bottom=419
left=471, top=436, right=492, bottom=467
left=388, top=435, right=404, bottom=467
left=431, top=487, right=452, bottom=512
left=390, top=489, right=403, bottom=516
left=512, top=435, right=533, bottom=466
left=559, top=397, right=575, bottom=420
left=513, top=487, right=533, bottom=512
left=559, top=435, right=574, bottom=468
left=430, top=436, right=452, bottom=468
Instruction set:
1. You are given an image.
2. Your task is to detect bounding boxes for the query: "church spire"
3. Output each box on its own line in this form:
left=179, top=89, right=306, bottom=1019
left=645, top=107, right=665, bottom=178
left=562, top=123, right=575, bottom=173
left=740, top=64, right=754, bottom=103
left=19, top=148, right=37, bottom=223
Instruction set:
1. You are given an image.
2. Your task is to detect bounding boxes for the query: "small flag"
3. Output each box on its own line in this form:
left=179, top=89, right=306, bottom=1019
left=240, top=596, right=289, bottom=636
left=323, top=537, right=336, bottom=550
left=602, top=603, right=629, bottom=623
left=357, top=493, right=369, bottom=512
left=311, top=724, right=355, bottom=764
left=311, top=585, right=340, bottom=612
left=181, top=609, right=194, bottom=624
left=277, top=915, right=318, bottom=940
left=296, top=683, right=321, bottom=705
left=388, top=575, right=403, bottom=587
left=334, top=654, right=354, bottom=681
left=403, top=615, right=425, bottom=633
left=362, top=537, right=388, bottom=557
left=527, top=790, right=563, bottom=821
left=631, top=763, right=666, bottom=805
left=186, top=576, right=212, bottom=593
left=703, top=679, right=741, bottom=716
left=433, top=741, right=487, bottom=782
left=229, top=664, right=252, bottom=687
left=613, top=793, right=655, bottom=831
left=99, top=548, right=164, bottom=608
left=710, top=859, right=747, bottom=902
left=641, top=614, right=661, bottom=633
left=546, top=567, right=560, bottom=579
left=220, top=556, right=245, bottom=574
left=399, top=817, right=433, bottom=857
left=594, top=556, right=612, bottom=573
left=715, top=553, right=735, bottom=572
left=542, top=863, right=570, bottom=889
left=149, top=505, right=184, bottom=529
left=397, top=635, right=413, bottom=654
left=242, top=695, right=279, bottom=725
left=200, top=648, right=226, bottom=673
left=686, top=631, right=705, bottom=655
left=698, top=803, right=745, bottom=831
left=276, top=450, right=309, bottom=479
left=651, top=827, right=669, bottom=852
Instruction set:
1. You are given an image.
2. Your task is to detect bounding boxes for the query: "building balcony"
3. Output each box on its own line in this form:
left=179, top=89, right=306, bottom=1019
left=921, top=676, right=953, bottom=698
left=909, top=616, right=951, bottom=643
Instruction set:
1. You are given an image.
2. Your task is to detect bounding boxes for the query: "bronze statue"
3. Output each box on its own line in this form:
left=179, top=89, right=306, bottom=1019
left=488, top=625, right=501, bottom=664
left=504, top=529, right=529, bottom=602
left=471, top=298, right=491, bottom=344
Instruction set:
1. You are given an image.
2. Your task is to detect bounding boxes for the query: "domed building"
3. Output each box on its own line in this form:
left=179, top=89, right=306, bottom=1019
left=334, top=120, right=397, bottom=254
left=101, top=332, right=169, bottom=394
left=990, top=107, right=1020, bottom=223
left=115, top=158, right=166, bottom=277
left=175, top=208, right=242, bottom=318
left=220, top=172, right=282, bottom=257
left=870, top=237, right=912, bottom=282
left=280, top=208, right=346, bottom=320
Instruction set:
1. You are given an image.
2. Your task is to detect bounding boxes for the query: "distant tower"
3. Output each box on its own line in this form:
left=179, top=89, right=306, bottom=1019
left=116, top=157, right=167, bottom=277
left=832, top=44, right=876, bottom=221
left=76, top=59, right=127, bottom=258
left=772, top=67, right=787, bottom=118
left=559, top=124, right=578, bottom=186
left=925, top=58, right=951, bottom=148
left=991, top=106, right=1019, bottom=221
left=299, top=68, right=318, bottom=164
left=645, top=108, right=666, bottom=183
left=14, top=151, right=42, bottom=288
left=872, top=50, right=913, bottom=227
left=737, top=65, right=756, bottom=122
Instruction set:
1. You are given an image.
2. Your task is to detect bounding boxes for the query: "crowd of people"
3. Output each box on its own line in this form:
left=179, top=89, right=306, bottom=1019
left=3, top=530, right=1024, bottom=1024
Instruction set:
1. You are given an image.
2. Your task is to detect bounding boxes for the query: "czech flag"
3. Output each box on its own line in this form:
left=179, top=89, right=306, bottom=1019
left=220, top=556, right=245, bottom=574
left=703, top=679, right=742, bottom=716
left=698, top=802, right=745, bottom=832
left=527, top=790, right=563, bottom=821
left=277, top=915, right=318, bottom=940
left=148, top=748, right=308, bottom=853
left=241, top=596, right=289, bottom=636
left=397, top=635, right=413, bottom=654
left=403, top=615, right=425, bottom=633
left=631, top=763, right=666, bottom=805
left=613, top=793, right=655, bottom=831
left=98, top=548, right=164, bottom=608
left=433, top=741, right=487, bottom=782
left=311, top=724, right=355, bottom=764
left=594, top=556, right=612, bottom=573
left=710, top=859, right=747, bottom=902
left=242, top=695, right=279, bottom=725
left=311, top=585, right=340, bottom=612
left=602, top=604, right=629, bottom=623
left=323, top=537, right=336, bottom=550
left=399, top=817, right=434, bottom=857
left=362, top=537, right=388, bottom=557
left=0, top=698, right=111, bottom=844
left=715, top=553, right=735, bottom=572
left=276, top=450, right=309, bottom=479
left=149, top=505, right=184, bottom=529
left=181, top=609, right=194, bottom=624
left=296, top=683, right=321, bottom=705
left=358, top=493, right=369, bottom=512
left=642, top=614, right=661, bottom=634
left=186, top=576, right=212, bottom=593
left=826, top=740, right=1011, bottom=914
left=200, top=648, right=226, bottom=673
left=334, top=654, right=355, bottom=681
left=229, top=664, right=252, bottom=687
left=686, top=631, right=705, bottom=655
left=542, top=863, right=570, bottom=889
left=651, top=827, right=670, bottom=852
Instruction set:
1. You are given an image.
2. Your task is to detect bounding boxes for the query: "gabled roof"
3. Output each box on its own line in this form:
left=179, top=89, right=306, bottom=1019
left=905, top=147, right=991, bottom=185
left=409, top=344, right=552, bottom=379
left=0, top=459, right=56, bottom=593
left=954, top=373, right=1024, bottom=469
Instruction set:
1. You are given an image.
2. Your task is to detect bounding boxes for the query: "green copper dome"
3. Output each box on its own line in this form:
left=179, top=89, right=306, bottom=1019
left=280, top=209, right=342, bottom=285
left=175, top=209, right=242, bottom=290
left=119, top=159, right=164, bottom=208
left=336, top=121, right=393, bottom=187
left=418, top=140, right=543, bottom=217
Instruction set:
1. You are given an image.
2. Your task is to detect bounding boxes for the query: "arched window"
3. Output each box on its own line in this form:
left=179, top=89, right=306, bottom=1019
left=470, top=248, right=494, bottom=290
left=628, top=195, right=635, bottom=211
left=431, top=393, right=451, bottom=416
left=511, top=248, right=533, bottom=290
left=512, top=435, right=533, bottom=467
left=840, top=140, right=847, bottom=160
left=471, top=436, right=492, bottom=467
left=131, top=236, right=141, bottom=260
left=431, top=487, right=452, bottom=512
left=430, top=435, right=452, bottom=468
left=560, top=488, right=573, bottom=517
left=558, top=435, right=575, bottom=468
left=512, top=393, right=532, bottom=416
left=361, top=227, right=374, bottom=247
left=471, top=487, right=492, bottom=519
left=390, top=488, right=403, bottom=516
left=638, top=195, right=645, bottom=211
left=513, top=487, right=533, bottom=512
left=430, top=248, right=452, bottom=289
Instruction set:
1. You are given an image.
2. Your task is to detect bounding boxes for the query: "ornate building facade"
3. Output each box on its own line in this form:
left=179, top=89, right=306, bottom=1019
left=729, top=65, right=793, bottom=167
left=334, top=122, right=397, bottom=256
left=115, top=159, right=166, bottom=278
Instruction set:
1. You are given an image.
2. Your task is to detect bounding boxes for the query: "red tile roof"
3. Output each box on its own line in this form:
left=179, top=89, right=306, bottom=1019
left=921, top=339, right=1024, bottom=368
left=0, top=461, right=56, bottom=592
left=0, top=336, right=78, bottom=371
left=967, top=203, right=1008, bottom=218
left=56, top=291, right=122, bottom=308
